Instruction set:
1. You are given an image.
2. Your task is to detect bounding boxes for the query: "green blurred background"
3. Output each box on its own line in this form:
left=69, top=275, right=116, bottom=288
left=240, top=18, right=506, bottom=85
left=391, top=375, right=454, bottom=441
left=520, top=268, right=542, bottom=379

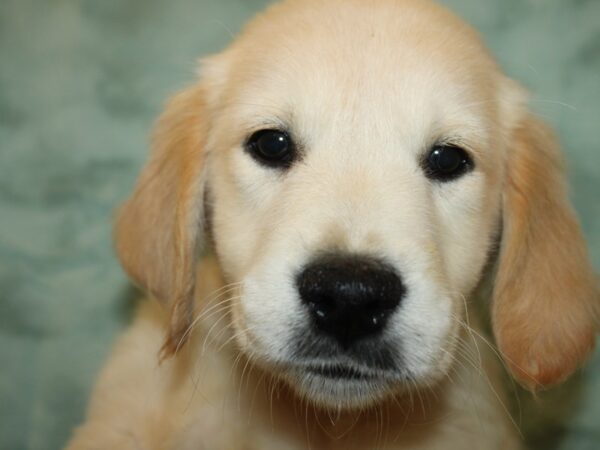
left=0, top=0, right=598, bottom=449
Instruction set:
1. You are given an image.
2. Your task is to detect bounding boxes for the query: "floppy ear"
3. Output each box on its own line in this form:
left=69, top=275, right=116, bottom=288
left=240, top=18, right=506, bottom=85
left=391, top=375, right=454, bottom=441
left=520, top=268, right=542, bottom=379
left=115, top=84, right=208, bottom=357
left=492, top=111, right=599, bottom=391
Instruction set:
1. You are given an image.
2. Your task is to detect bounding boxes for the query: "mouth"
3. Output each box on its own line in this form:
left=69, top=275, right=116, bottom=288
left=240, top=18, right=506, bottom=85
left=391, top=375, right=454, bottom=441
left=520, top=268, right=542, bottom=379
left=304, top=364, right=380, bottom=381
left=282, top=363, right=399, bottom=408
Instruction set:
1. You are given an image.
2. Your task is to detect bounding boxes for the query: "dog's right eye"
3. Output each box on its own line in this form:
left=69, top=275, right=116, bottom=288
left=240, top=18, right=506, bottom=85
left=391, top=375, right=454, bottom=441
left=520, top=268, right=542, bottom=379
left=245, top=129, right=296, bottom=169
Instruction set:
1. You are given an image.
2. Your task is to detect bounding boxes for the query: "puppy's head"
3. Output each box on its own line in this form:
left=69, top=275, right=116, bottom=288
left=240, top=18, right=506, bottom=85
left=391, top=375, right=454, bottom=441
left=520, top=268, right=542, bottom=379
left=116, top=0, right=599, bottom=408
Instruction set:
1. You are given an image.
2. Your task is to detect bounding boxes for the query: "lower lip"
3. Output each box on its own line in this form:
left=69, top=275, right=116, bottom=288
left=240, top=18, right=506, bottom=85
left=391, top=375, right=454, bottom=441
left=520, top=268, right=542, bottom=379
left=305, top=366, right=378, bottom=381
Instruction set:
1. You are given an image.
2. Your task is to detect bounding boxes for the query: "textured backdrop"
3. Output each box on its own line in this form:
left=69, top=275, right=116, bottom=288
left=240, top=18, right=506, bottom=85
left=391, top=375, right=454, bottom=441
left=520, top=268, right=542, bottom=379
left=0, top=0, right=598, bottom=449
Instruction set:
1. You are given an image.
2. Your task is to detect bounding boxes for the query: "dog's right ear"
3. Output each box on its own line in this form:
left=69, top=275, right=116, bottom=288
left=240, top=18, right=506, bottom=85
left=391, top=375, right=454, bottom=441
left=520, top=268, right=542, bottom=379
left=115, top=83, right=209, bottom=358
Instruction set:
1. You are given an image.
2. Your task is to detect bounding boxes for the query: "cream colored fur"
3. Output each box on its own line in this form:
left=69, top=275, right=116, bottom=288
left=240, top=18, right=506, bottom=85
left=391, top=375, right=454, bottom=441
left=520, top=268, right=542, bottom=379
left=66, top=0, right=599, bottom=448
left=68, top=258, right=520, bottom=450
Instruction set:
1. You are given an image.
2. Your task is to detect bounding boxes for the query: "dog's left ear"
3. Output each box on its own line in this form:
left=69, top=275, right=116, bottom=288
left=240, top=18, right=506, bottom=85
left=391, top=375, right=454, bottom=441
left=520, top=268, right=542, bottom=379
left=115, top=82, right=209, bottom=358
left=492, top=84, right=599, bottom=390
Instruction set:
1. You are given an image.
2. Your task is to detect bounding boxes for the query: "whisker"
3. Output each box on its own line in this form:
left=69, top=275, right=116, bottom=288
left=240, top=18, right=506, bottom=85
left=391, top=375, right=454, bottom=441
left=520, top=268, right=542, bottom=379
left=237, top=352, right=256, bottom=414
left=201, top=297, right=243, bottom=353
left=531, top=98, right=578, bottom=112
left=174, top=283, right=242, bottom=353
left=447, top=316, right=524, bottom=438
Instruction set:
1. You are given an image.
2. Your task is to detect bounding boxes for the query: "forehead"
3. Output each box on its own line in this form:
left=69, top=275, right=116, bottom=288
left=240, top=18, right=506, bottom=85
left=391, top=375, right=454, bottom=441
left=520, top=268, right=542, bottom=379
left=213, top=0, right=502, bottom=150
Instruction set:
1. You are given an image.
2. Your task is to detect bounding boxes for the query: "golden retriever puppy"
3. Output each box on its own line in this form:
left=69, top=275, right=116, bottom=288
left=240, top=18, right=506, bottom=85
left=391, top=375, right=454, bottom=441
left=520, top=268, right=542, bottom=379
left=67, top=0, right=599, bottom=448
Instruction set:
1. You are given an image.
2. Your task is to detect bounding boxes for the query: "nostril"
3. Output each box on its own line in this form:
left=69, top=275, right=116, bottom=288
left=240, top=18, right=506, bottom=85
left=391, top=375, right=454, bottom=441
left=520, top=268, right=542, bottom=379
left=307, top=297, right=332, bottom=319
left=296, top=254, right=405, bottom=346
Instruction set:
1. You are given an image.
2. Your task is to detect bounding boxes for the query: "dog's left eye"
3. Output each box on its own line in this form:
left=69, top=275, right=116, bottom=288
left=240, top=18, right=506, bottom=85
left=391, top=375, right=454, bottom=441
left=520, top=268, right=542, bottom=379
left=424, top=144, right=473, bottom=181
left=245, top=129, right=296, bottom=168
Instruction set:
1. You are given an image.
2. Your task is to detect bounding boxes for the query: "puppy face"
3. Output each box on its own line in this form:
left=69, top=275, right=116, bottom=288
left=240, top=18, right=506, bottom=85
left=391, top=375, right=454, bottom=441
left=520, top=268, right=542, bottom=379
left=116, top=0, right=599, bottom=410
left=205, top=0, right=506, bottom=407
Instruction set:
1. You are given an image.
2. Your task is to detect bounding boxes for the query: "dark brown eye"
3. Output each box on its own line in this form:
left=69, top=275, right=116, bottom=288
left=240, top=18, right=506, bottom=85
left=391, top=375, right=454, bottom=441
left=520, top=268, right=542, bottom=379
left=245, top=129, right=296, bottom=168
left=424, top=145, right=473, bottom=181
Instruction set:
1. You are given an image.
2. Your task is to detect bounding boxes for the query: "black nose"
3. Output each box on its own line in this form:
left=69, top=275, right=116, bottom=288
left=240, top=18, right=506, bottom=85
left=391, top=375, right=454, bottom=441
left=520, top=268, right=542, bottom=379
left=296, top=254, right=405, bottom=347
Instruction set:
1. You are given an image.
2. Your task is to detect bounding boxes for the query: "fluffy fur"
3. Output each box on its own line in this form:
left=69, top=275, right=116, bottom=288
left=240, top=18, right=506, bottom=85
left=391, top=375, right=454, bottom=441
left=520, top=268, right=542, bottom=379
left=67, top=0, right=599, bottom=448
